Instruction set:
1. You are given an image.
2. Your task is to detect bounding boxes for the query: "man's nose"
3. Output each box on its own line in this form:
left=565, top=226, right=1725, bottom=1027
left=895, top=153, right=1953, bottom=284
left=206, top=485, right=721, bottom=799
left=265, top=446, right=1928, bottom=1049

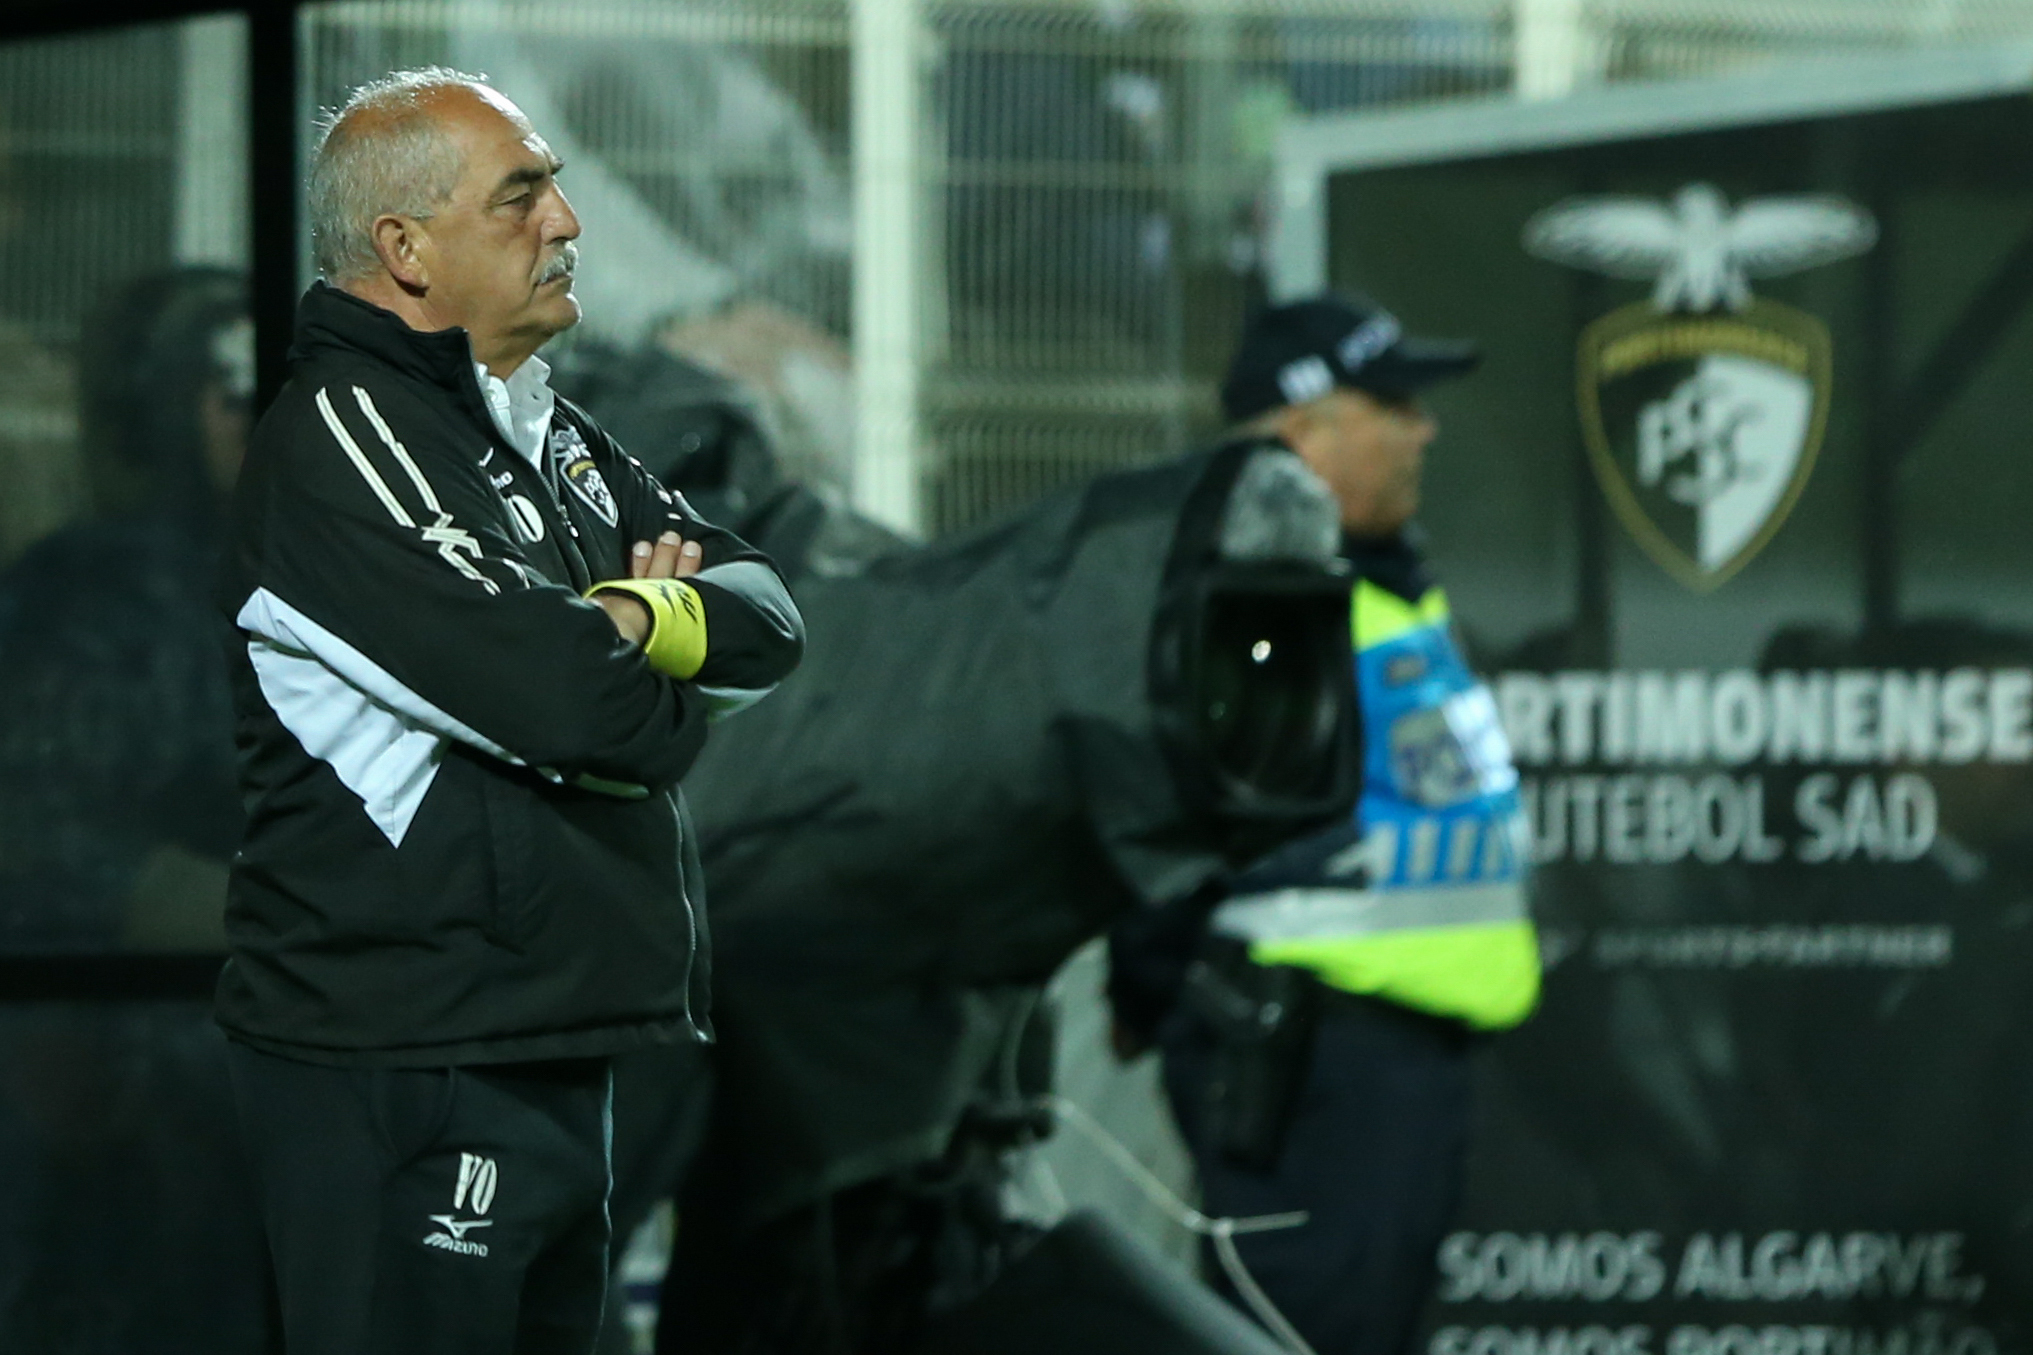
left=546, top=184, right=581, bottom=243
left=1409, top=404, right=1438, bottom=444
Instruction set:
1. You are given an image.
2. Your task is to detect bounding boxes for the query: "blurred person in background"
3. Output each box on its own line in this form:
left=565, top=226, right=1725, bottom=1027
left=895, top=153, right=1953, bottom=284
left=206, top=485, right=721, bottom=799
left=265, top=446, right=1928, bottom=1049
left=1111, top=295, right=1540, bottom=1355
left=0, top=266, right=270, bottom=1352
left=0, top=264, right=249, bottom=950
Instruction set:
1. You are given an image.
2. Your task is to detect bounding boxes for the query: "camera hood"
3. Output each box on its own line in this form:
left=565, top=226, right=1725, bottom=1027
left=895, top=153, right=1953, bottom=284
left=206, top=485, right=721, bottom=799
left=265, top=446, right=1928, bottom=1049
left=678, top=438, right=1359, bottom=1223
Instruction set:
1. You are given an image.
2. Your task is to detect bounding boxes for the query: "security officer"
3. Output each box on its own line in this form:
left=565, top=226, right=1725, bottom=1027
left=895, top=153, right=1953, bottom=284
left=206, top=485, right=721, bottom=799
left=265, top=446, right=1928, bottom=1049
left=1111, top=294, right=1539, bottom=1355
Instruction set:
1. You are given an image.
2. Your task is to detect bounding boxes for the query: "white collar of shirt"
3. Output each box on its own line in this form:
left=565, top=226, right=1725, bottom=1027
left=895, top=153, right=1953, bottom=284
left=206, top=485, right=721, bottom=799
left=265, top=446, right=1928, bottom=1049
left=475, top=354, right=556, bottom=470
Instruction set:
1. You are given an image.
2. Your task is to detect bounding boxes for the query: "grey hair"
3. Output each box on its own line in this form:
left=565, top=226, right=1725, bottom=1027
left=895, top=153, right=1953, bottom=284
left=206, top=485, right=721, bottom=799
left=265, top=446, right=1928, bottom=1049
left=307, top=66, right=496, bottom=282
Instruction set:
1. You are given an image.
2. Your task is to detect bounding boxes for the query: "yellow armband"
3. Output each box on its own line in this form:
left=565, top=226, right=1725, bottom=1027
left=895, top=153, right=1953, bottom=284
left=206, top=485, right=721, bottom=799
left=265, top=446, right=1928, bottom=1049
left=585, top=578, right=708, bottom=680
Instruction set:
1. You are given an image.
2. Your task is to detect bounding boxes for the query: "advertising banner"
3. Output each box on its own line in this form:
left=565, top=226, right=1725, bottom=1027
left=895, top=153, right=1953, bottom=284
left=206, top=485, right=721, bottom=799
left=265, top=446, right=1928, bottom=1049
left=1297, top=50, right=2033, bottom=1355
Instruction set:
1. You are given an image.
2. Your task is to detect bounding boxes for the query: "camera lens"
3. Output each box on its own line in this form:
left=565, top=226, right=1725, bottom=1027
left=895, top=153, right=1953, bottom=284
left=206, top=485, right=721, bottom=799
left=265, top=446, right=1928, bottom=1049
left=1196, top=589, right=1346, bottom=804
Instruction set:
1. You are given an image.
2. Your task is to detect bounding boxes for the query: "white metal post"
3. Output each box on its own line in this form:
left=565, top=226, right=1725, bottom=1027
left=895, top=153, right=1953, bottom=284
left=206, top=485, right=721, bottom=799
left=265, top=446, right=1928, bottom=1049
left=851, top=0, right=923, bottom=537
left=175, top=14, right=250, bottom=267
left=1515, top=0, right=1588, bottom=101
left=1265, top=156, right=1328, bottom=302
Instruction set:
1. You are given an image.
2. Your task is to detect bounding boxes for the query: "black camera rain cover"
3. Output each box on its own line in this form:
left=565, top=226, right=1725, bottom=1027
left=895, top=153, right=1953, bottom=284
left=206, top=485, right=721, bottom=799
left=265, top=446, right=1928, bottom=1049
left=680, top=438, right=1356, bottom=1226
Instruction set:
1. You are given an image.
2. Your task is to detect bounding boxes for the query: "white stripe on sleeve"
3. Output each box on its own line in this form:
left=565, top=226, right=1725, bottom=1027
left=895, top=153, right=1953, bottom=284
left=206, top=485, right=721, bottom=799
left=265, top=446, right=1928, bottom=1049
left=315, top=385, right=501, bottom=596
left=315, top=386, right=414, bottom=528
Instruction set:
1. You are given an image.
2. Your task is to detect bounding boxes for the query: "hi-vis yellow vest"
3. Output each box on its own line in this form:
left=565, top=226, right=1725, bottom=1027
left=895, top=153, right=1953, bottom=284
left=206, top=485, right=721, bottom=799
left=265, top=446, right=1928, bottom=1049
left=1210, top=581, right=1540, bottom=1030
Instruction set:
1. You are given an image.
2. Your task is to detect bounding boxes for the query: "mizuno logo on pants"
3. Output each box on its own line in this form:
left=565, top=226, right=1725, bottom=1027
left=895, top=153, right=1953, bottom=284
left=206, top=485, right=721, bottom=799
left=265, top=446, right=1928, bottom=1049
left=422, top=1153, right=498, bottom=1257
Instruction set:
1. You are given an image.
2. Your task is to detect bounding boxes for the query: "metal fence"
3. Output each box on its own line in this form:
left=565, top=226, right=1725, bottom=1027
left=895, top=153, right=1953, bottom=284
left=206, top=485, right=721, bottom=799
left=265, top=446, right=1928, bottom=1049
left=0, top=23, right=180, bottom=564
left=11, top=3, right=2033, bottom=560
left=3, top=8, right=2033, bottom=1351
left=920, top=2, right=1515, bottom=534
left=295, top=0, right=2033, bottom=536
left=919, top=0, right=2033, bottom=535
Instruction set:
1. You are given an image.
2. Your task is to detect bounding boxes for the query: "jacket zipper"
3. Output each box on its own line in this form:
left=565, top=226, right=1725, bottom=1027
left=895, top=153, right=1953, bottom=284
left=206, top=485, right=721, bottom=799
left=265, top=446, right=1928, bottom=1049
left=530, top=450, right=595, bottom=592
left=473, top=388, right=701, bottom=1035
left=674, top=805, right=702, bottom=1038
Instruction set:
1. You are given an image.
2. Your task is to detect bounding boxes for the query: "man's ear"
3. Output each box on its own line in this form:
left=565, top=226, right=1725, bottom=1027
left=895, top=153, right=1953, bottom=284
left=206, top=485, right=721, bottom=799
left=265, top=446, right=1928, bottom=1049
left=1271, top=401, right=1316, bottom=450
left=371, top=215, right=430, bottom=294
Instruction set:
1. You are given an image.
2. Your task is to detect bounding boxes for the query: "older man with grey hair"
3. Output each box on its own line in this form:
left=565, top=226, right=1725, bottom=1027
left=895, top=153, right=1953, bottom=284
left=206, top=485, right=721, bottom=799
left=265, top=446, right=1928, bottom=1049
left=218, top=68, right=803, bottom=1354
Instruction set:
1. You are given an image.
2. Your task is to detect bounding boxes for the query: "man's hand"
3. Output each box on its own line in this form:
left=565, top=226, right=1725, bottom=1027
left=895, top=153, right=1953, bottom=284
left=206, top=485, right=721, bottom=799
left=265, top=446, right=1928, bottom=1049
left=630, top=530, right=706, bottom=582
left=594, top=530, right=704, bottom=643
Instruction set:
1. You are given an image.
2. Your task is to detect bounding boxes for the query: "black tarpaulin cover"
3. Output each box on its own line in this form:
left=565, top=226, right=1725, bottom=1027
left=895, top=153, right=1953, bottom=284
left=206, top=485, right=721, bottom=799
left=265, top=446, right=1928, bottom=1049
left=679, top=437, right=1357, bottom=1227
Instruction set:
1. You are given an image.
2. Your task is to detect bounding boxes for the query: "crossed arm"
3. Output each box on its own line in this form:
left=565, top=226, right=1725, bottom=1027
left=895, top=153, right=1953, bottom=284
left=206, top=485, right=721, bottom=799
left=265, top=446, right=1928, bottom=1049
left=237, top=381, right=802, bottom=793
left=591, top=529, right=706, bottom=644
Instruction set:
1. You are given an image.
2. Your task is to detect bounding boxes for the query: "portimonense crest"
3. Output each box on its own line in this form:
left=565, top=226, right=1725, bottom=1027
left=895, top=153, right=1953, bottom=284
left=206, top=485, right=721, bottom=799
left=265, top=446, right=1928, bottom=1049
left=1525, top=183, right=1875, bottom=591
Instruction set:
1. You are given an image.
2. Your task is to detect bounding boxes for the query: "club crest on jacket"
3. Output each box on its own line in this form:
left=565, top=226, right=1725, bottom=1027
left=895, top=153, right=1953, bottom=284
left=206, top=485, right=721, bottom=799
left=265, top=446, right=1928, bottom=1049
left=549, top=423, right=619, bottom=527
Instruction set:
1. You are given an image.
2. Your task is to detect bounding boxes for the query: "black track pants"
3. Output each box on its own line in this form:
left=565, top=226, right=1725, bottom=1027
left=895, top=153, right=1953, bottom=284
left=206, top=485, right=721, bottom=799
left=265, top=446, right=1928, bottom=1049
left=228, top=1042, right=614, bottom=1355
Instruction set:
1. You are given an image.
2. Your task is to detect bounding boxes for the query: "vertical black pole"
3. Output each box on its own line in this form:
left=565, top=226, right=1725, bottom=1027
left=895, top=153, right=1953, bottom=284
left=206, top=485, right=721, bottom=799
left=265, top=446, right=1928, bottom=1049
left=249, top=1, right=299, bottom=413
left=246, top=19, right=298, bottom=1338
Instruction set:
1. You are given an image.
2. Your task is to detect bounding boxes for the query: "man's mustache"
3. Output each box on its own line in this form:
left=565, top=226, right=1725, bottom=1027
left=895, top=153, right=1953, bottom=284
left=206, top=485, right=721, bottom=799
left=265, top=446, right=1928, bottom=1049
left=536, top=243, right=578, bottom=285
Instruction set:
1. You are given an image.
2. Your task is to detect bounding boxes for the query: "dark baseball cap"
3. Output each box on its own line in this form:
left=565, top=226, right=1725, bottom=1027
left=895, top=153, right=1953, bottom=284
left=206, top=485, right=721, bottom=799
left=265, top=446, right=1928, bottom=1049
left=1219, top=294, right=1481, bottom=424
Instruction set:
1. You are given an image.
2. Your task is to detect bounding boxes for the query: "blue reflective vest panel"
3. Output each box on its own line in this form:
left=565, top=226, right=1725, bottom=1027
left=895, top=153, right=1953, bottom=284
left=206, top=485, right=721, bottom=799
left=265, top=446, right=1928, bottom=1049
left=1211, top=580, right=1541, bottom=1030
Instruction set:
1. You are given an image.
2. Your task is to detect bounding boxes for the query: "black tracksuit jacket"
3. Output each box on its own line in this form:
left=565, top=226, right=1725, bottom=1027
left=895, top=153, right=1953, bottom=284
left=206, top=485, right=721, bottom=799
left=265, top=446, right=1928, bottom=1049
left=215, top=283, right=804, bottom=1067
